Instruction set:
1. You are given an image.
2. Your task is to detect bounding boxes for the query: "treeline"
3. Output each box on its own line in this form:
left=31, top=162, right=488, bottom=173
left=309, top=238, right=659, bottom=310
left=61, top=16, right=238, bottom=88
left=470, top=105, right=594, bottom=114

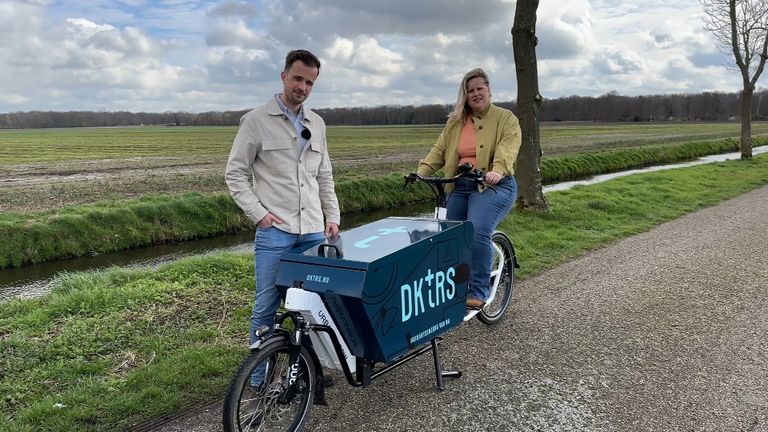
left=0, top=110, right=251, bottom=129
left=2, top=90, right=768, bottom=129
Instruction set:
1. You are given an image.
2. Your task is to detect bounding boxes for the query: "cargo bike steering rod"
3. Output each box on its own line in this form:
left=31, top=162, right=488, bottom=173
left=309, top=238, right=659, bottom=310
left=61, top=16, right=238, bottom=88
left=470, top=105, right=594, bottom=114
left=222, top=163, right=519, bottom=432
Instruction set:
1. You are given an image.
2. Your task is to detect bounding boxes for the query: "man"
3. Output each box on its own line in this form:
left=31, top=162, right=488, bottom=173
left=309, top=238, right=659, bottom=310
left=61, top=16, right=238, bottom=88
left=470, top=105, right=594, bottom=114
left=225, top=49, right=340, bottom=351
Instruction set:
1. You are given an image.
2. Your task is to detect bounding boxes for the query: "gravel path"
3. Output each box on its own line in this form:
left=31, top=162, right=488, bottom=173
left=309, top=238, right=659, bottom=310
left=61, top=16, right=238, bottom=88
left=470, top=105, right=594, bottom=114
left=151, top=184, right=768, bottom=432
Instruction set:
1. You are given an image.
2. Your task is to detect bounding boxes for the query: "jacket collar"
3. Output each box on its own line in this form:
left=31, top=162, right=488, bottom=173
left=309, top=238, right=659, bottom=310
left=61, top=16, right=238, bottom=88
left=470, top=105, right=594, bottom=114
left=472, top=102, right=493, bottom=119
left=266, top=96, right=283, bottom=116
left=266, top=95, right=314, bottom=124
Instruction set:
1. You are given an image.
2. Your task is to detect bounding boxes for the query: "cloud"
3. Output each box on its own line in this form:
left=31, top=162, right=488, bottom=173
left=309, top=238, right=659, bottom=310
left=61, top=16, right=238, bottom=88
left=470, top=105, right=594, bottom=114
left=0, top=0, right=208, bottom=112
left=209, top=0, right=259, bottom=18
left=64, top=18, right=153, bottom=57
left=280, top=0, right=514, bottom=36
left=0, top=0, right=764, bottom=113
left=206, top=45, right=277, bottom=85
left=206, top=17, right=264, bottom=47
left=688, top=51, right=730, bottom=68
left=592, top=47, right=645, bottom=75
left=315, top=36, right=408, bottom=95
left=1, top=93, right=31, bottom=105
left=537, top=0, right=595, bottom=59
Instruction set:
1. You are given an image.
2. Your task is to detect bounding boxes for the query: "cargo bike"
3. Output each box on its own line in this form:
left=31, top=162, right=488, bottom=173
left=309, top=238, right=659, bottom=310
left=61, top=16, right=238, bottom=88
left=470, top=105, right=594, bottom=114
left=223, top=165, right=519, bottom=431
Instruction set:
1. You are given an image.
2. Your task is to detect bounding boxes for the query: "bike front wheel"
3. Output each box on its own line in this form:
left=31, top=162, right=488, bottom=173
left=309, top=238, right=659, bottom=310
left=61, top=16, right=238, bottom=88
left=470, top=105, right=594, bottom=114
left=223, top=338, right=316, bottom=432
left=478, top=231, right=515, bottom=325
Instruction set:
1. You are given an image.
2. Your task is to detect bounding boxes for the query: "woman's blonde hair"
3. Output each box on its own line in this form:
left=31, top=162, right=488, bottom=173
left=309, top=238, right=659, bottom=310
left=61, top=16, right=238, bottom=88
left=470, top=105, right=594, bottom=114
left=448, top=68, right=490, bottom=123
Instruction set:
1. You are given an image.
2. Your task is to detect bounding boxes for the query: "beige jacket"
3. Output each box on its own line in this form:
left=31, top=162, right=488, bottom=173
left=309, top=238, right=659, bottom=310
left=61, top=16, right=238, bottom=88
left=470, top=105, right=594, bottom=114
left=225, top=97, right=340, bottom=234
left=417, top=103, right=522, bottom=192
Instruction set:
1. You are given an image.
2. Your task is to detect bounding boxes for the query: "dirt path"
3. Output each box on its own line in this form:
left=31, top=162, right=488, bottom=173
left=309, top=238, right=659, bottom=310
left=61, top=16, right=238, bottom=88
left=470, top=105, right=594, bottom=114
left=141, top=184, right=768, bottom=432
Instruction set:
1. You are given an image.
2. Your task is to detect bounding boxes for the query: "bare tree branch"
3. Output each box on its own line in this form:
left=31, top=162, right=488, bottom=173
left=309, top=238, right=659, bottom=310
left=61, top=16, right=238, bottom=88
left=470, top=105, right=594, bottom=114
left=700, top=0, right=768, bottom=159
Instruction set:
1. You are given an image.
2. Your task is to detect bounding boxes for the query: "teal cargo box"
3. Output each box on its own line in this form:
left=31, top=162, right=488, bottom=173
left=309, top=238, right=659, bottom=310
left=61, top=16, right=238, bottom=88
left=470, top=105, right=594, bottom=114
left=275, top=217, right=473, bottom=363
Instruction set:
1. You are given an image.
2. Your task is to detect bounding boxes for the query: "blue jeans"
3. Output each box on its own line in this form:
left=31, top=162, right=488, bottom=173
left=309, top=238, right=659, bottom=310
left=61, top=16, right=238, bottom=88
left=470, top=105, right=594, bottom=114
left=251, top=227, right=325, bottom=344
left=250, top=227, right=324, bottom=386
left=446, top=176, right=516, bottom=301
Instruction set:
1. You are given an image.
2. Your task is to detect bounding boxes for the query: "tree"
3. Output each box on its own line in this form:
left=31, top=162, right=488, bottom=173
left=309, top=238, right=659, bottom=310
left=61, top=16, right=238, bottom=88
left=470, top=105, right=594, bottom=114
left=512, top=0, right=548, bottom=210
left=701, top=0, right=768, bottom=159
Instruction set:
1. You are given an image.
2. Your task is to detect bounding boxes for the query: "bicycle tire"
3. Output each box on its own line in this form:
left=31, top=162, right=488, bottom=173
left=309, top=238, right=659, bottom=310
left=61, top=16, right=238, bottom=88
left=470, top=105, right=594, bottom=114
left=223, top=337, right=316, bottom=432
left=478, top=231, right=515, bottom=324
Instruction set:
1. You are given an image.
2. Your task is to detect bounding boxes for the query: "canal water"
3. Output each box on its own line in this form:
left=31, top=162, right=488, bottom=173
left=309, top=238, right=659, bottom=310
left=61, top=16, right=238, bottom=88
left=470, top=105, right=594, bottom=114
left=2, top=146, right=766, bottom=301
left=0, top=202, right=433, bottom=300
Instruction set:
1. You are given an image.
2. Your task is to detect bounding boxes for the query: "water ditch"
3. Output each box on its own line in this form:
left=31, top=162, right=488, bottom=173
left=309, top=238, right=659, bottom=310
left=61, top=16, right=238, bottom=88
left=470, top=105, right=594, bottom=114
left=2, top=145, right=766, bottom=301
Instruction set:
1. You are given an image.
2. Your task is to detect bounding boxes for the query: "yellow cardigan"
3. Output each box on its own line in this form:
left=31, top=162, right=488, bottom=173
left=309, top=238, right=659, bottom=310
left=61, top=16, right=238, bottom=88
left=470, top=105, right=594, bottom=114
left=417, top=103, right=522, bottom=192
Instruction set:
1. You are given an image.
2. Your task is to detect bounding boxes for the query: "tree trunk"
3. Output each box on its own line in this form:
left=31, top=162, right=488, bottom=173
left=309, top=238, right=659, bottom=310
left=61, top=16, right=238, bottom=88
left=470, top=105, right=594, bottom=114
left=740, top=87, right=754, bottom=159
left=512, top=0, right=548, bottom=211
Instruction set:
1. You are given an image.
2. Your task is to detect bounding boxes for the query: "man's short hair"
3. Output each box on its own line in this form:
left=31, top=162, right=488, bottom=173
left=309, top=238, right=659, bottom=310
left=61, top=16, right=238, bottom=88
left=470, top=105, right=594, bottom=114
left=284, top=49, right=321, bottom=73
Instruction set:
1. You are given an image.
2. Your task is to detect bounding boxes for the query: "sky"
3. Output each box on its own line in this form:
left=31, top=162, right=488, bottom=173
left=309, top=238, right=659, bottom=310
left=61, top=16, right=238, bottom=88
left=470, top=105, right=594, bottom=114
left=0, top=0, right=760, bottom=113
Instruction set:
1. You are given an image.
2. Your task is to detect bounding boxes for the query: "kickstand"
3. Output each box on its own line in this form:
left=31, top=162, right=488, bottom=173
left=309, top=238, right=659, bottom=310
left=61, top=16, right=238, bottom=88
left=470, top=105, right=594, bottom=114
left=431, top=337, right=462, bottom=390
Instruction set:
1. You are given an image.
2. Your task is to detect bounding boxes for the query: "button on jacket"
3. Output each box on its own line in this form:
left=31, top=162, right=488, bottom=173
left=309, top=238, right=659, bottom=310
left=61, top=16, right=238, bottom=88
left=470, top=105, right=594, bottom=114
left=417, top=103, right=522, bottom=192
left=225, top=97, right=340, bottom=234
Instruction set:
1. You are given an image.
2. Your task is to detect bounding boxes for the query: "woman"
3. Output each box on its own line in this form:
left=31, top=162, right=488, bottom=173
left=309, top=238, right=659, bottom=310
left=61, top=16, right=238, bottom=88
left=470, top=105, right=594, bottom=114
left=416, top=68, right=521, bottom=309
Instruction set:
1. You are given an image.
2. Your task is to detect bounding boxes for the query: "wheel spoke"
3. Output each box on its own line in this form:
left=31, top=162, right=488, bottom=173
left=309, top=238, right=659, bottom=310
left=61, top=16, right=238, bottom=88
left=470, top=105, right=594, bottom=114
left=478, top=232, right=515, bottom=324
left=223, top=339, right=316, bottom=432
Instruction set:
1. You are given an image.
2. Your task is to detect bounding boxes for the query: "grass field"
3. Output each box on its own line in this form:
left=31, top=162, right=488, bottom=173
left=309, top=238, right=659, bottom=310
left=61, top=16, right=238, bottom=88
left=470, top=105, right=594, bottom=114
left=3, top=121, right=768, bottom=163
left=2, top=121, right=767, bottom=213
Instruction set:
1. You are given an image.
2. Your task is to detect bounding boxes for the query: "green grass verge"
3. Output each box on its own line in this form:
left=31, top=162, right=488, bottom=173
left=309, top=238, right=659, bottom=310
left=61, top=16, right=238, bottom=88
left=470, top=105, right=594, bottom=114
left=506, top=154, right=768, bottom=278
left=0, top=256, right=253, bottom=431
left=1, top=154, right=767, bottom=430
left=0, top=193, right=252, bottom=268
left=0, top=176, right=433, bottom=269
left=541, top=136, right=767, bottom=182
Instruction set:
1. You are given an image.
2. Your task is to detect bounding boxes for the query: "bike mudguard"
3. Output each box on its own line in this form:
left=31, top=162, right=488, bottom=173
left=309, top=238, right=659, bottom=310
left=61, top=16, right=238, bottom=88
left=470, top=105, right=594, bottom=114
left=275, top=217, right=474, bottom=363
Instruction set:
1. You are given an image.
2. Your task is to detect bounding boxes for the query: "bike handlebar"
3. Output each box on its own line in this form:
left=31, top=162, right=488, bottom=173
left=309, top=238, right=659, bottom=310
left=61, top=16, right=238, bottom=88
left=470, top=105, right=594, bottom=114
left=404, top=162, right=486, bottom=187
left=404, top=162, right=493, bottom=209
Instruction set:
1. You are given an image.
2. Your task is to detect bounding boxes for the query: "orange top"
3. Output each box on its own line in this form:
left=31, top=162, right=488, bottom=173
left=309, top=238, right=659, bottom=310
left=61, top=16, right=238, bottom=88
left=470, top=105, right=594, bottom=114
left=457, top=117, right=477, bottom=168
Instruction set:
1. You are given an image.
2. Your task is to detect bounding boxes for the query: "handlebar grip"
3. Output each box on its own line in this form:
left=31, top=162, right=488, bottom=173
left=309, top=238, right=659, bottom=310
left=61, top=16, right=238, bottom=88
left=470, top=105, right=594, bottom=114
left=404, top=172, right=422, bottom=184
left=457, top=162, right=474, bottom=173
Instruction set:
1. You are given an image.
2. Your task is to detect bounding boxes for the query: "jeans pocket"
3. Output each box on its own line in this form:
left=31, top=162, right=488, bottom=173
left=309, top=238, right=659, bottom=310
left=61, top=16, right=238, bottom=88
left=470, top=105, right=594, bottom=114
left=255, top=225, right=274, bottom=241
left=499, top=176, right=517, bottom=192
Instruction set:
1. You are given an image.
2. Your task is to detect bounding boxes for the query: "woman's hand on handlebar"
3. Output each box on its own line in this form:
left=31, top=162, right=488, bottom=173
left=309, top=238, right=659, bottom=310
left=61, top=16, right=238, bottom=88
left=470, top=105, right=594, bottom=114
left=485, top=171, right=502, bottom=186
left=404, top=172, right=423, bottom=185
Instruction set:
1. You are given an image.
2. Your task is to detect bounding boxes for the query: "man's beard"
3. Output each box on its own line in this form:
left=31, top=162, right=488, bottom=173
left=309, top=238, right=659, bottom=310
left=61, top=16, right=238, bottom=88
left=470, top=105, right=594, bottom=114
left=286, top=90, right=307, bottom=106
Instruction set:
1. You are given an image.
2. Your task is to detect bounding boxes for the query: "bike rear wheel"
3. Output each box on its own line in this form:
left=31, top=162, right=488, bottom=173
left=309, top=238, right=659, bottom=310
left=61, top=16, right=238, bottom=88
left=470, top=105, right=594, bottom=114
left=223, top=338, right=316, bottom=432
left=478, top=231, right=515, bottom=324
